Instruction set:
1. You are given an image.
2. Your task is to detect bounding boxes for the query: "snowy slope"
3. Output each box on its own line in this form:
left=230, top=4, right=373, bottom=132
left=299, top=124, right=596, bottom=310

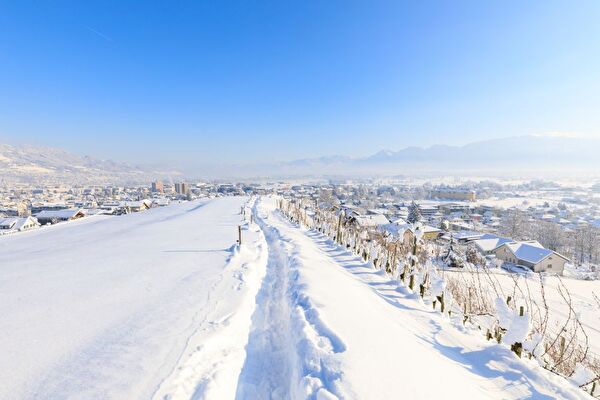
left=0, top=197, right=267, bottom=400
left=1, top=196, right=593, bottom=399
left=246, top=197, right=592, bottom=399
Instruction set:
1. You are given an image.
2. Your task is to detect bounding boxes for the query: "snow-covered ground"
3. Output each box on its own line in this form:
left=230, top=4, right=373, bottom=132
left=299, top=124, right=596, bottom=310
left=442, top=267, right=600, bottom=356
left=0, top=197, right=267, bottom=400
left=246, top=197, right=591, bottom=399
left=0, top=196, right=593, bottom=399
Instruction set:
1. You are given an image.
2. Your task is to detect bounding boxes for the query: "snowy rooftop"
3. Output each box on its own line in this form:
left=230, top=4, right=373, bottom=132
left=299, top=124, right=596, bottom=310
left=473, top=234, right=513, bottom=252
left=352, top=214, right=389, bottom=227
left=452, top=230, right=484, bottom=240
left=422, top=225, right=441, bottom=233
left=0, top=218, right=17, bottom=229
left=506, top=241, right=553, bottom=264
left=35, top=209, right=84, bottom=219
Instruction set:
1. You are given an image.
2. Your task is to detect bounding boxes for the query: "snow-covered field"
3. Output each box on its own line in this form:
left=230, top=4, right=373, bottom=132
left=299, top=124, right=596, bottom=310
left=0, top=196, right=593, bottom=399
left=0, top=197, right=267, bottom=399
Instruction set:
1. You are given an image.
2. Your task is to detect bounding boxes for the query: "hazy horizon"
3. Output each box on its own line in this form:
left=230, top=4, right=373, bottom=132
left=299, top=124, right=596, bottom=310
left=2, top=133, right=600, bottom=182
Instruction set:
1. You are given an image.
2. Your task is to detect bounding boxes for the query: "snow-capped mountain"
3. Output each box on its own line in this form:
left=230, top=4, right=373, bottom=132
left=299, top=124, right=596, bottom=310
left=0, top=143, right=180, bottom=184
left=225, top=134, right=600, bottom=178
left=358, top=135, right=598, bottom=166
left=3, top=134, right=598, bottom=181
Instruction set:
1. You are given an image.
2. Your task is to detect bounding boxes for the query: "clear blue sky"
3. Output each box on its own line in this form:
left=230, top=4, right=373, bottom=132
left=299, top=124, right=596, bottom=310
left=1, top=1, right=599, bottom=168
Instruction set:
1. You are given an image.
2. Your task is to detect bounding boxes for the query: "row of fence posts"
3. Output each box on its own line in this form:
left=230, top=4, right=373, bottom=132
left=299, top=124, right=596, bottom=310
left=277, top=198, right=447, bottom=311
left=238, top=203, right=256, bottom=246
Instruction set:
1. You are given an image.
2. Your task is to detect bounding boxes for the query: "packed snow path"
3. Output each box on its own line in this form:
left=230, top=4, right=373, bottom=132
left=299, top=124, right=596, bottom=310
left=240, top=197, right=591, bottom=400
left=0, top=197, right=268, bottom=400
left=235, top=209, right=295, bottom=399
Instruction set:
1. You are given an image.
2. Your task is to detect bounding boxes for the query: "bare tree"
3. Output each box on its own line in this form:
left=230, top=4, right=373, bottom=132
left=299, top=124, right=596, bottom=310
left=572, top=226, right=600, bottom=265
left=533, top=221, right=566, bottom=252
left=501, top=209, right=528, bottom=240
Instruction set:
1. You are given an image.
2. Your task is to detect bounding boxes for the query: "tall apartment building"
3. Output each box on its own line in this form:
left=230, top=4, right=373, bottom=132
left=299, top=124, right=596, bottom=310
left=151, top=181, right=164, bottom=193
left=174, top=182, right=189, bottom=195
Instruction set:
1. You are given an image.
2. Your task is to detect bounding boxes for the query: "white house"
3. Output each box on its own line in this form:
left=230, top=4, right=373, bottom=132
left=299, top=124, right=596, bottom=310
left=492, top=241, right=569, bottom=274
left=121, top=200, right=152, bottom=213
left=473, top=234, right=513, bottom=255
left=0, top=216, right=40, bottom=234
left=152, top=198, right=170, bottom=207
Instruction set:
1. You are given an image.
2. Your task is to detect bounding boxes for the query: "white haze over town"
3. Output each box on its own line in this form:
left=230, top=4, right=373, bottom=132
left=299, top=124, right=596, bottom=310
left=2, top=133, right=600, bottom=182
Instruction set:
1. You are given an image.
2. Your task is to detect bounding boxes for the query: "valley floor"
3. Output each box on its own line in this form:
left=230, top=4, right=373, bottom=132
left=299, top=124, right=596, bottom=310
left=0, top=196, right=592, bottom=399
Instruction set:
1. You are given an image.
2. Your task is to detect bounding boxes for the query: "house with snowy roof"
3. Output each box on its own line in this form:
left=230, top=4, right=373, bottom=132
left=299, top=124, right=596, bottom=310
left=420, top=225, right=442, bottom=240
left=450, top=230, right=485, bottom=243
left=492, top=240, right=569, bottom=274
left=35, top=209, right=85, bottom=225
left=0, top=216, right=40, bottom=234
left=121, top=200, right=152, bottom=213
left=380, top=219, right=441, bottom=242
left=152, top=198, right=170, bottom=207
left=473, top=234, right=513, bottom=255
left=349, top=213, right=389, bottom=228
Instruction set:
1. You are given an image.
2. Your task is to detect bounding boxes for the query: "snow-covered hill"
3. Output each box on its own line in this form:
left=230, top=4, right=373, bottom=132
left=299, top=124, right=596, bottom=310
left=0, top=143, right=180, bottom=184
left=0, top=196, right=593, bottom=399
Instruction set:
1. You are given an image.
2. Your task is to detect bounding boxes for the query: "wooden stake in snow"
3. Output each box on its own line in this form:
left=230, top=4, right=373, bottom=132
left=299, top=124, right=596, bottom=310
left=511, top=306, right=525, bottom=358
left=238, top=225, right=242, bottom=245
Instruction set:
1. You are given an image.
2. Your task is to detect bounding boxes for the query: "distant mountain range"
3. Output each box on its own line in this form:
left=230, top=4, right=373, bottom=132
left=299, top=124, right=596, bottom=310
left=0, top=143, right=181, bottom=185
left=2, top=135, right=598, bottom=182
left=217, top=134, right=600, bottom=179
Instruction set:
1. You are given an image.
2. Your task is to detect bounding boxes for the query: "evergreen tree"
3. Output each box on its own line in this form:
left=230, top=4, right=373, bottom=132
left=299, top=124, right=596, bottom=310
left=407, top=201, right=422, bottom=224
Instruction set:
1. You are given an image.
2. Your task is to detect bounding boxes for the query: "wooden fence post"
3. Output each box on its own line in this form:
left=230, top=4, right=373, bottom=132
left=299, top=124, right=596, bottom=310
left=511, top=306, right=525, bottom=358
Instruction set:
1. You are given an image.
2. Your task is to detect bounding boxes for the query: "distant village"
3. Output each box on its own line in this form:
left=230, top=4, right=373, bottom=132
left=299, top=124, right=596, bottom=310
left=279, top=179, right=600, bottom=279
left=2, top=178, right=599, bottom=279
left=0, top=180, right=268, bottom=233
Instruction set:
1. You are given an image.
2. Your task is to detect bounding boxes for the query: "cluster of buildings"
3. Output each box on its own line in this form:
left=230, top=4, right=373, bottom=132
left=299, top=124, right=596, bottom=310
left=0, top=180, right=272, bottom=236
left=3, top=177, right=598, bottom=276
left=151, top=181, right=190, bottom=195
left=277, top=180, right=600, bottom=275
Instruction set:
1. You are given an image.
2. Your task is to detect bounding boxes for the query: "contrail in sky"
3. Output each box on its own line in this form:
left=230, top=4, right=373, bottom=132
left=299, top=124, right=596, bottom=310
left=81, top=24, right=113, bottom=42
